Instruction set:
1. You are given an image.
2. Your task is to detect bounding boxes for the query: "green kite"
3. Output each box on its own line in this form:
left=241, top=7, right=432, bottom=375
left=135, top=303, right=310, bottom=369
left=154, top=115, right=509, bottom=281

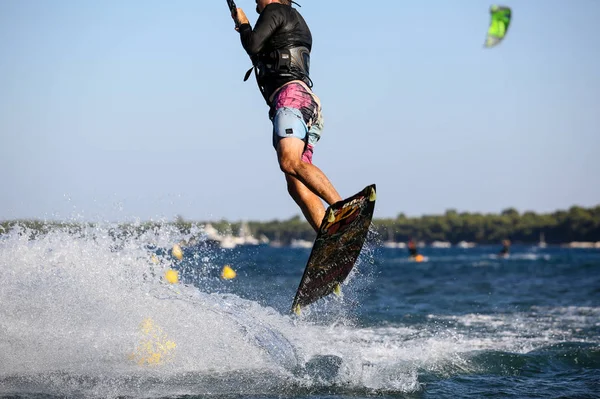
left=485, top=5, right=512, bottom=48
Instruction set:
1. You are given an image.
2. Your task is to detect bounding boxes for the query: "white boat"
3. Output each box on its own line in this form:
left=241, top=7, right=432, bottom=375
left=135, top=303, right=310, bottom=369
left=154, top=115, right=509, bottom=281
left=200, top=222, right=264, bottom=249
left=382, top=229, right=406, bottom=248
left=382, top=241, right=406, bottom=249
left=219, top=235, right=237, bottom=249
left=290, top=239, right=313, bottom=248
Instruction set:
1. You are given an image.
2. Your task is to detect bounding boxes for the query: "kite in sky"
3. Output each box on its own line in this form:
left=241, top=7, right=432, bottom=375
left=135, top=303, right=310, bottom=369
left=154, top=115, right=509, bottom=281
left=485, top=5, right=512, bottom=48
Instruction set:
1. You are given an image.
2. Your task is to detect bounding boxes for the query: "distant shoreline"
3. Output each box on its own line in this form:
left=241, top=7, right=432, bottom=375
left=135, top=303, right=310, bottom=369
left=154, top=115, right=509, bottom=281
left=2, top=204, right=599, bottom=247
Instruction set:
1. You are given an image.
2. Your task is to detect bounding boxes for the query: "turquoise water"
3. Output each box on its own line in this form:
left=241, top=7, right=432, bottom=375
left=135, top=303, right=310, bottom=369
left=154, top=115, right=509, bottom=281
left=1, top=225, right=599, bottom=398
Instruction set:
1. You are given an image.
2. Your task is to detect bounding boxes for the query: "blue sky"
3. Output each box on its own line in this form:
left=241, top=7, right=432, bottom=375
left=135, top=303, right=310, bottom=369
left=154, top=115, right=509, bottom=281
left=1, top=0, right=599, bottom=222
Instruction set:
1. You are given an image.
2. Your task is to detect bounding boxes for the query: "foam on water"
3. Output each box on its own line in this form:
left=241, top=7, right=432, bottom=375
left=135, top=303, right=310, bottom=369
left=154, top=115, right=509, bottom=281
left=0, top=224, right=276, bottom=375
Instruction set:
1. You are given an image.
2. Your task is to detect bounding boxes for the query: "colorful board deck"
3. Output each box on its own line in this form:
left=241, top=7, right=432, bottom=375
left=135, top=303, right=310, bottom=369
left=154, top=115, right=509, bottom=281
left=291, top=184, right=376, bottom=314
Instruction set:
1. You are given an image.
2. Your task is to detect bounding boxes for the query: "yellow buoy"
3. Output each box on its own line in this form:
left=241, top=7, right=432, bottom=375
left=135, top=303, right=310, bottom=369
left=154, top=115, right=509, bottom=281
left=164, top=269, right=179, bottom=284
left=221, top=265, right=236, bottom=280
left=129, top=318, right=177, bottom=366
left=415, top=254, right=425, bottom=263
left=172, top=244, right=183, bottom=260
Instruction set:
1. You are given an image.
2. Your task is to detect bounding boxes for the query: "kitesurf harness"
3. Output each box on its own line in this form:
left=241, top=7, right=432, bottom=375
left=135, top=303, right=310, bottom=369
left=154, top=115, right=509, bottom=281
left=243, top=46, right=313, bottom=103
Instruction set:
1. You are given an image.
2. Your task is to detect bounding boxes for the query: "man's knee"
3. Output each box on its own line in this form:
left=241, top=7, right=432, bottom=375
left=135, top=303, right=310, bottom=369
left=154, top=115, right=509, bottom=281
left=279, top=157, right=296, bottom=175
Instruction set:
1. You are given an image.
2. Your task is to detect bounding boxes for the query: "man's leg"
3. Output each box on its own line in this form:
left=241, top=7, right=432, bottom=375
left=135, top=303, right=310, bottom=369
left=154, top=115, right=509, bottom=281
left=277, top=136, right=342, bottom=209
left=285, top=174, right=326, bottom=232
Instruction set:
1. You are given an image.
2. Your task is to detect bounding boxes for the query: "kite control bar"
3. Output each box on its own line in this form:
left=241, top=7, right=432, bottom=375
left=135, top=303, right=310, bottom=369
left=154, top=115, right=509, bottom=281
left=226, top=0, right=237, bottom=14
left=226, top=0, right=239, bottom=27
left=226, top=0, right=256, bottom=80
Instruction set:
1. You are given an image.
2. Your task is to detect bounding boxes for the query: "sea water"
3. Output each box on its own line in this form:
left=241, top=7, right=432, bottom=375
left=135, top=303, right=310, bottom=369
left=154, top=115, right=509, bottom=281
left=1, top=224, right=598, bottom=398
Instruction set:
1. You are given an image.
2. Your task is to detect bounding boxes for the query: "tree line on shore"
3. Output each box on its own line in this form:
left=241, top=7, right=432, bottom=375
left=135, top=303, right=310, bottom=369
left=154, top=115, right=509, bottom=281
left=2, top=205, right=599, bottom=245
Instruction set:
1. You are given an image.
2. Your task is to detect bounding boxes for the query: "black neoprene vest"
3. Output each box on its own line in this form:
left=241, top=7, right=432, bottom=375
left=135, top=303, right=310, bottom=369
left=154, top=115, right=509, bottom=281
left=238, top=3, right=313, bottom=103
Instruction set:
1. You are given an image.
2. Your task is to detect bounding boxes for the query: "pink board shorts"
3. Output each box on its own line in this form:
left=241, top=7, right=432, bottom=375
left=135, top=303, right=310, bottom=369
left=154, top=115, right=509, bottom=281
left=270, top=81, right=323, bottom=164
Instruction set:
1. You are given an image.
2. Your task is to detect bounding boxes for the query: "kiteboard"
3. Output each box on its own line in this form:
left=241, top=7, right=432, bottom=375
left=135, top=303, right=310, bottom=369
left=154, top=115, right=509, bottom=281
left=291, top=184, right=376, bottom=314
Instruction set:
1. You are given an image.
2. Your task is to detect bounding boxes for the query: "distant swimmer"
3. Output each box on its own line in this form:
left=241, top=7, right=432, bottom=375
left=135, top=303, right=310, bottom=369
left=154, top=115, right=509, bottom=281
left=408, top=239, right=424, bottom=262
left=408, top=239, right=419, bottom=258
left=498, top=239, right=511, bottom=258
